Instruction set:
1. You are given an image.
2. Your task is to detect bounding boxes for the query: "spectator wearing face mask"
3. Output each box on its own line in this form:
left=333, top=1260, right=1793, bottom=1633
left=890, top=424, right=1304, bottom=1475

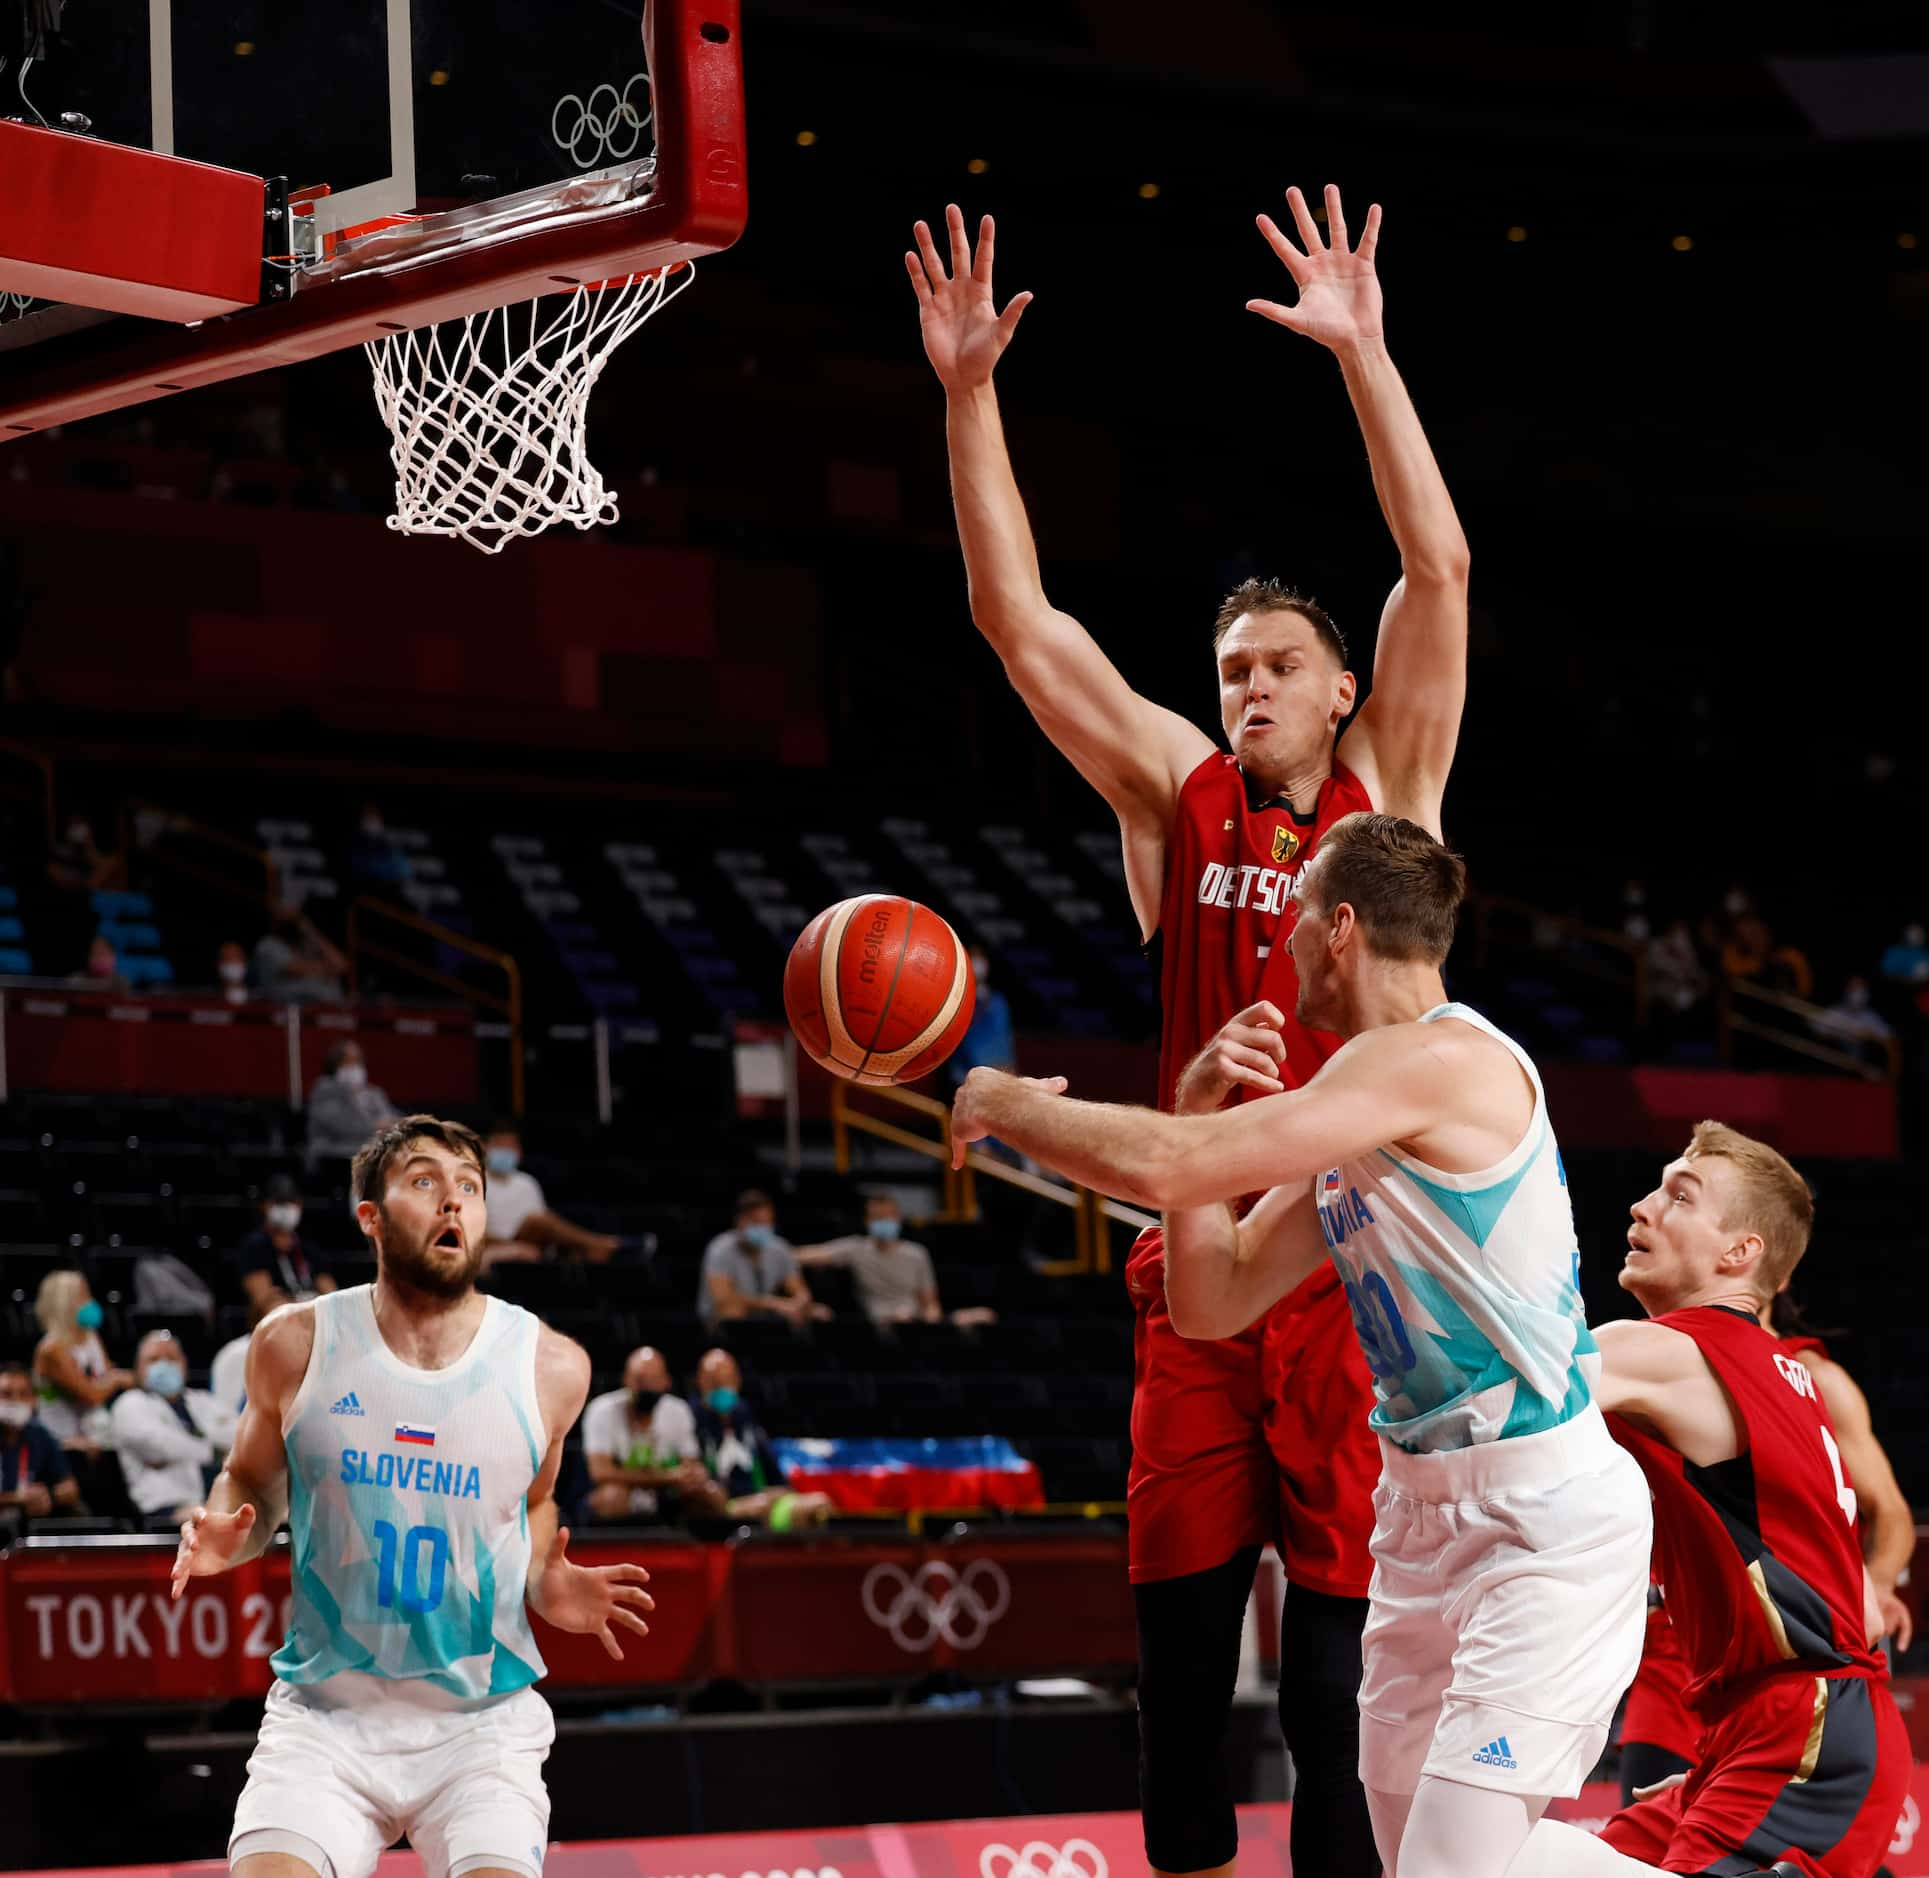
left=45, top=816, right=121, bottom=894
left=478, top=1121, right=620, bottom=1266
left=1810, top=975, right=1896, bottom=1069
left=690, top=1348, right=832, bottom=1531
left=231, top=1176, right=335, bottom=1306
left=796, top=1193, right=997, bottom=1328
left=1880, top=922, right=1929, bottom=987
left=254, top=899, right=349, bottom=1005
left=697, top=1189, right=827, bottom=1328
left=951, top=946, right=1016, bottom=1082
left=305, top=1042, right=398, bottom=1167
left=31, top=1271, right=134, bottom=1450
left=582, top=1345, right=721, bottom=1524
left=0, top=1361, right=85, bottom=1522
left=347, top=803, right=412, bottom=891
left=215, top=939, right=252, bottom=1005
left=109, top=1330, right=238, bottom=1524
left=69, top=932, right=131, bottom=994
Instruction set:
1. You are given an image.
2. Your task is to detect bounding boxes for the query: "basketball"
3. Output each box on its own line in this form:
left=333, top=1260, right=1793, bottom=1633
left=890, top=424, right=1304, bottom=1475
left=784, top=894, right=977, bottom=1086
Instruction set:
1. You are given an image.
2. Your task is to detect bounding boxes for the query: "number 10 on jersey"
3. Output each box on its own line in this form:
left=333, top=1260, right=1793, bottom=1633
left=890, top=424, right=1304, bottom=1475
left=372, top=1519, right=450, bottom=1613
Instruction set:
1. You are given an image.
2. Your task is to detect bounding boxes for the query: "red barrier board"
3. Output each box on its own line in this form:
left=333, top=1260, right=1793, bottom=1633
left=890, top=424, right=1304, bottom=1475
left=0, top=1536, right=1137, bottom=1703
left=9, top=1778, right=1929, bottom=1878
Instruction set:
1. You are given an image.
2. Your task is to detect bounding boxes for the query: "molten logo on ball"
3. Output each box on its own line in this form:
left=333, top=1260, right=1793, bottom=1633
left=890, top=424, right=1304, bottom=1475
left=785, top=893, right=977, bottom=1086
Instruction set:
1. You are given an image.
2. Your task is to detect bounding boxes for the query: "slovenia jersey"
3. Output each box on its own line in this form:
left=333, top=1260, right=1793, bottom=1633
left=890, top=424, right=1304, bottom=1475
left=272, top=1285, right=548, bottom=1700
left=1315, top=1002, right=1597, bottom=1454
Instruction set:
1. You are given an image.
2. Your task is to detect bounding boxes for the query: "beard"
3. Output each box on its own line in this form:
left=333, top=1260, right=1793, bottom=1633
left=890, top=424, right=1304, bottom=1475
left=376, top=1205, right=484, bottom=1300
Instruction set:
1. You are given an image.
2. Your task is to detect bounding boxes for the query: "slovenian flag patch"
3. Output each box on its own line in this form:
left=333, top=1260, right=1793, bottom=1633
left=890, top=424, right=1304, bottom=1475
left=1323, top=1169, right=1342, bottom=1193
left=394, top=1423, right=436, bottom=1447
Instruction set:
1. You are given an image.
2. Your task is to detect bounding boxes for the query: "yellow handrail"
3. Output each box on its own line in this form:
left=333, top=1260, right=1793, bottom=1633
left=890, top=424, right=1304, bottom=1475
left=1717, top=974, right=1901, bottom=1083
left=830, top=1078, right=1155, bottom=1276
left=119, top=799, right=281, bottom=909
left=346, top=894, right=525, bottom=1112
left=0, top=739, right=55, bottom=848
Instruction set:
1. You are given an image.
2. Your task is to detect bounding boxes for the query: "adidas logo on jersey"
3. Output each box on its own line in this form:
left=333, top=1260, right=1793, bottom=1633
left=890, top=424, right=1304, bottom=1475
left=1471, top=1736, right=1518, bottom=1770
left=329, top=1392, right=367, bottom=1417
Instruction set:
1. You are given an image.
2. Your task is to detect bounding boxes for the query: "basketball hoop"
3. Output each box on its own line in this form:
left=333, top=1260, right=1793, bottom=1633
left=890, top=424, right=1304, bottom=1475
left=365, top=261, right=693, bottom=553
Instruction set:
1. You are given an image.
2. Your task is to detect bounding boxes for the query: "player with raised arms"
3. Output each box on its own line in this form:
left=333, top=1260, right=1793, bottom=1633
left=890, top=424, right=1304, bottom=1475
left=906, top=183, right=1469, bottom=1877
left=948, top=813, right=1654, bottom=1878
left=171, top=1115, right=654, bottom=1878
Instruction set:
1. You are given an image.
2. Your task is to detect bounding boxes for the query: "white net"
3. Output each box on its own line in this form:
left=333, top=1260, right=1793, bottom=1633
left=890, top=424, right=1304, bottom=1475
left=365, top=263, right=694, bottom=554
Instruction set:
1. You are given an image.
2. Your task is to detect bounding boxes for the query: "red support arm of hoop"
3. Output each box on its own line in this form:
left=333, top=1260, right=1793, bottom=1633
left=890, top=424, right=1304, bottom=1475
left=0, top=0, right=746, bottom=438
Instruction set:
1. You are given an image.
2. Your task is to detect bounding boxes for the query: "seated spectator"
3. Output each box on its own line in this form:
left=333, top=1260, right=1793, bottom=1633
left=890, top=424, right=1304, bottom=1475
left=1880, top=921, right=1929, bottom=987
left=32, top=1271, right=133, bottom=1450
left=348, top=803, right=413, bottom=891
left=1810, top=975, right=1896, bottom=1068
left=797, top=1193, right=997, bottom=1328
left=216, top=939, right=251, bottom=1005
left=480, top=1121, right=619, bottom=1266
left=951, top=946, right=1015, bottom=1082
left=1648, top=917, right=1710, bottom=1017
left=691, top=1348, right=831, bottom=1530
left=306, top=1042, right=398, bottom=1168
left=232, top=1176, right=335, bottom=1304
left=46, top=816, right=121, bottom=894
left=254, top=899, right=349, bottom=1005
left=1719, top=904, right=1813, bottom=1002
left=69, top=932, right=130, bottom=994
left=582, top=1345, right=721, bottom=1524
left=108, top=1330, right=238, bottom=1524
left=697, top=1189, right=826, bottom=1327
left=0, top=1361, right=86, bottom=1521
left=210, top=1294, right=284, bottom=1415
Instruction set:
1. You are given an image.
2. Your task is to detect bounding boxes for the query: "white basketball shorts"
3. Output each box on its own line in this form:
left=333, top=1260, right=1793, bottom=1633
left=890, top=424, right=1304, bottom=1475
left=230, top=1673, right=554, bottom=1878
left=1357, top=1402, right=1650, bottom=1800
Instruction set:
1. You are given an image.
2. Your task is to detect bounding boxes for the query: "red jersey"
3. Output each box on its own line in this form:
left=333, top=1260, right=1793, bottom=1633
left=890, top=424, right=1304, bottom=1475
left=1151, top=751, right=1373, bottom=1110
left=1126, top=748, right=1380, bottom=1589
left=1607, top=1307, right=1884, bottom=1721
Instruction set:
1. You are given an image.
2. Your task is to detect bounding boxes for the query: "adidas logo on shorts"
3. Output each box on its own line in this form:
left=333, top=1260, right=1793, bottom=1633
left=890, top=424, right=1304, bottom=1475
left=329, top=1391, right=367, bottom=1417
left=1471, top=1736, right=1518, bottom=1770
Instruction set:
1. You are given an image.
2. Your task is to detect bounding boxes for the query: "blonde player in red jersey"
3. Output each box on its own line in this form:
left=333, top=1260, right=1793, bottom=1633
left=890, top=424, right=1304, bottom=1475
left=906, top=186, right=1468, bottom=1876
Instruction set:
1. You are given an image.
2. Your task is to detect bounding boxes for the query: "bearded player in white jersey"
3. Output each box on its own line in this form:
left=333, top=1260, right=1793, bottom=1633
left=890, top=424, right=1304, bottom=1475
left=171, top=1115, right=653, bottom=1878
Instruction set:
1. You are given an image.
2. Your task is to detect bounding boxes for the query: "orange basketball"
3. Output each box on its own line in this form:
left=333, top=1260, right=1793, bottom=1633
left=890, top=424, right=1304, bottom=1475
left=784, top=894, right=977, bottom=1086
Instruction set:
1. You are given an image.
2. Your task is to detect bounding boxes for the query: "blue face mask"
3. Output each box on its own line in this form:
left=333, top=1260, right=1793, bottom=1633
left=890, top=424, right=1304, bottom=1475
left=705, top=1387, right=740, bottom=1416
left=740, top=1223, right=774, bottom=1250
left=486, top=1147, right=520, bottom=1176
left=144, top=1360, right=185, bottom=1398
left=75, top=1300, right=103, bottom=1330
left=867, top=1216, right=901, bottom=1242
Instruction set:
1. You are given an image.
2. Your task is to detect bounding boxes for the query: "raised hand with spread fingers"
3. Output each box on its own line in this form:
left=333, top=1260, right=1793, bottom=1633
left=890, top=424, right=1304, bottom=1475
left=1248, top=183, right=1384, bottom=353
left=906, top=204, right=1033, bottom=395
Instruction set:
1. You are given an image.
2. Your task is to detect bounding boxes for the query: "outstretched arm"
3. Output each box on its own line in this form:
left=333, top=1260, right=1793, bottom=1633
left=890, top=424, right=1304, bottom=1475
left=1164, top=1181, right=1329, bottom=1341
left=171, top=1305, right=308, bottom=1597
left=1248, top=186, right=1468, bottom=839
left=909, top=206, right=1211, bottom=932
left=950, top=1025, right=1448, bottom=1212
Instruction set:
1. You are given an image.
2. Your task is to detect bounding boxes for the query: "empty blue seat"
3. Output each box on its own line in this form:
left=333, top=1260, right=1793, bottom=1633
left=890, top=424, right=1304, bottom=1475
left=0, top=948, right=33, bottom=974
left=90, top=890, right=154, bottom=918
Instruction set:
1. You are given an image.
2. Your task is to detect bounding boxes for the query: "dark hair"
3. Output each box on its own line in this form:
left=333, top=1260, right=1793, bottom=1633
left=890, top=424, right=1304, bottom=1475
left=323, top=1042, right=359, bottom=1076
left=488, top=1117, right=523, bottom=1140
left=351, top=1115, right=487, bottom=1207
left=0, top=1359, right=29, bottom=1383
left=263, top=1172, right=301, bottom=1203
left=1767, top=1288, right=1839, bottom=1343
left=1212, top=577, right=1348, bottom=667
left=1301, top=812, right=1466, bottom=965
left=734, top=1187, right=773, bottom=1220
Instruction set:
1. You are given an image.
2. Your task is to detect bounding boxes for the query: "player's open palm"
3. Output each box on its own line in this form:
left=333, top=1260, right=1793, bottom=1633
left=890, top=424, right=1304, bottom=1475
left=534, top=1525, right=655, bottom=1661
left=907, top=205, right=1033, bottom=394
left=1248, top=185, right=1384, bottom=352
left=171, top=1501, right=256, bottom=1599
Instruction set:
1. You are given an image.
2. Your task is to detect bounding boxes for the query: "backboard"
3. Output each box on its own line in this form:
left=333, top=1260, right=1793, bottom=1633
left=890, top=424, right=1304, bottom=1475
left=0, top=0, right=745, bottom=434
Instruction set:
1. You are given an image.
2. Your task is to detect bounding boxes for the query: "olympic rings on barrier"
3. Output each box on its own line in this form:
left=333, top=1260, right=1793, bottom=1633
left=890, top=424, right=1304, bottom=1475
left=977, top=1839, right=1108, bottom=1878
left=551, top=72, right=652, bottom=171
left=860, top=1559, right=1012, bottom=1652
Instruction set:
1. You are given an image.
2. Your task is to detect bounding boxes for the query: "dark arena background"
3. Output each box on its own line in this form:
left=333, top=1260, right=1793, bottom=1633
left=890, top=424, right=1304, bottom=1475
left=0, top=1, right=1925, bottom=1874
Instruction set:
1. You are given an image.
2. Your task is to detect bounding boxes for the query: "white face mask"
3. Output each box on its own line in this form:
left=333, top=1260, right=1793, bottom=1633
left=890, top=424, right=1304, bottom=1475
left=0, top=1401, right=32, bottom=1431
left=219, top=960, right=247, bottom=985
left=339, top=1062, right=368, bottom=1089
left=266, top=1202, right=302, bottom=1233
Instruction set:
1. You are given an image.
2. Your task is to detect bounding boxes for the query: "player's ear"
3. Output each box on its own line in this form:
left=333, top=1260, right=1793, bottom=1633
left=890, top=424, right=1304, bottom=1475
left=1334, top=668, right=1359, bottom=721
left=355, top=1199, right=382, bottom=1248
left=1721, top=1229, right=1766, bottom=1278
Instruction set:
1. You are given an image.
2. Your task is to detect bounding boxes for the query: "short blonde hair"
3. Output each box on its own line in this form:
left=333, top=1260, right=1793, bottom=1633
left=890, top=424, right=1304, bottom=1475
left=33, top=1269, right=89, bottom=1338
left=1683, top=1120, right=1813, bottom=1298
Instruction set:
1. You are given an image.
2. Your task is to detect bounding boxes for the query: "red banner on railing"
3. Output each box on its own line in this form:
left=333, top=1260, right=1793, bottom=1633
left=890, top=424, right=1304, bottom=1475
left=0, top=1535, right=1138, bottom=1705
